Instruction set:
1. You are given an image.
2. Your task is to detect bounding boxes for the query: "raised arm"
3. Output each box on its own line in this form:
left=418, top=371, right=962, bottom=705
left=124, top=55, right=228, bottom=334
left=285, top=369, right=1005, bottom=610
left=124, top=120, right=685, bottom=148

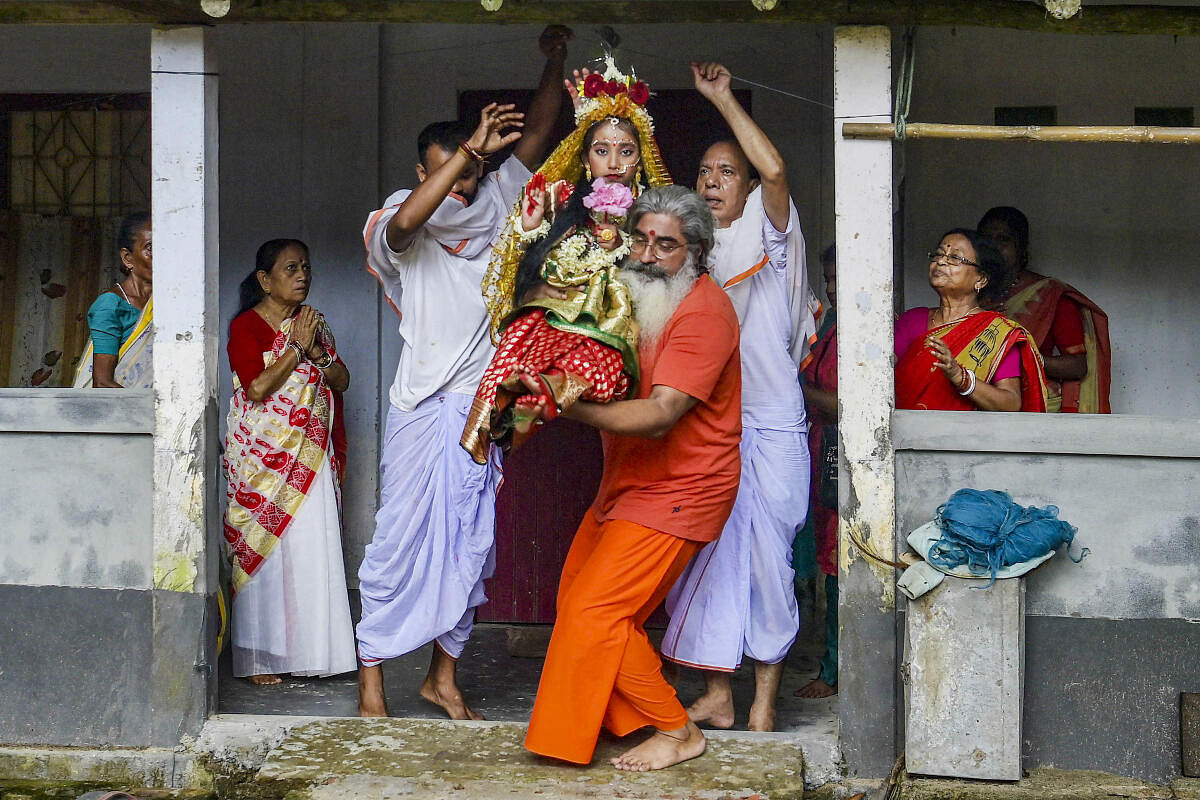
left=513, top=25, right=572, bottom=170
left=692, top=61, right=790, bottom=233
left=385, top=103, right=524, bottom=250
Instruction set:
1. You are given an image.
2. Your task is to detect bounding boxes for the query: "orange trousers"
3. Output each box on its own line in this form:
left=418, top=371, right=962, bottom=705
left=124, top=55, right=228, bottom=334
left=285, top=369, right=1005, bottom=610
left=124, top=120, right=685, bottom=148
left=524, top=514, right=703, bottom=764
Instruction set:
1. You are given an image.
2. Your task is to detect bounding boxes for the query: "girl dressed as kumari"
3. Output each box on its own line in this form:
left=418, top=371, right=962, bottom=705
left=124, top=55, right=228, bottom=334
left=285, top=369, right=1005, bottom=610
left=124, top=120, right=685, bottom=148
left=460, top=57, right=673, bottom=463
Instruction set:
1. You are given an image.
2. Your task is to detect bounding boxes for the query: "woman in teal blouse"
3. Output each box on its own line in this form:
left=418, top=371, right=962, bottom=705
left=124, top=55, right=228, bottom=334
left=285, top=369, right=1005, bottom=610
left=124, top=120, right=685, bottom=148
left=77, top=212, right=153, bottom=388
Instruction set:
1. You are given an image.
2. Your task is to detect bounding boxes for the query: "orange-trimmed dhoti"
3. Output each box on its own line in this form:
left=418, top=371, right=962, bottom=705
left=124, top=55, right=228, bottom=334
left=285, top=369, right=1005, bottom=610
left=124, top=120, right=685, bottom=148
left=525, top=514, right=703, bottom=764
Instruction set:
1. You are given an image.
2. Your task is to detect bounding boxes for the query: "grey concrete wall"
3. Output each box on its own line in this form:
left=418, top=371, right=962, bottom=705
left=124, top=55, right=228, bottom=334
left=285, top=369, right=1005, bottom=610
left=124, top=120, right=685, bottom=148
left=0, top=390, right=208, bottom=747
left=0, top=390, right=152, bottom=589
left=894, top=410, right=1200, bottom=781
left=0, top=584, right=209, bottom=747
left=214, top=23, right=382, bottom=587
left=901, top=28, right=1200, bottom=417
left=0, top=25, right=150, bottom=92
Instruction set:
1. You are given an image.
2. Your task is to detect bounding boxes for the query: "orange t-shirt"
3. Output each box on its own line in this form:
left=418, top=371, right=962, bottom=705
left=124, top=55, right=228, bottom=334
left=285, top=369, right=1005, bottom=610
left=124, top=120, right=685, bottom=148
left=590, top=274, right=742, bottom=543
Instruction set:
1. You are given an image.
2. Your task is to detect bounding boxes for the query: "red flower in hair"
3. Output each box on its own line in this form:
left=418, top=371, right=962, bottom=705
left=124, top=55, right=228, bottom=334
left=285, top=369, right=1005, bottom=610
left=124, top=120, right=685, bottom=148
left=605, top=80, right=624, bottom=96
left=583, top=73, right=605, bottom=98
left=629, top=81, right=650, bottom=105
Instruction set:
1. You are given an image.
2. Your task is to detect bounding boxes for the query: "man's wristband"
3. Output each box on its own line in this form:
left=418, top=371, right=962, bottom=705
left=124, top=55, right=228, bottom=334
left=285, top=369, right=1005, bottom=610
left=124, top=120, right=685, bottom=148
left=458, top=141, right=484, bottom=163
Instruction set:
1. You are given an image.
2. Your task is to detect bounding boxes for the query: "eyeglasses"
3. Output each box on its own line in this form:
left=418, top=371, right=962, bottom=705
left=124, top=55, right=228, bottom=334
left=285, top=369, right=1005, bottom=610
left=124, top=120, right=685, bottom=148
left=630, top=234, right=685, bottom=259
left=927, top=249, right=979, bottom=268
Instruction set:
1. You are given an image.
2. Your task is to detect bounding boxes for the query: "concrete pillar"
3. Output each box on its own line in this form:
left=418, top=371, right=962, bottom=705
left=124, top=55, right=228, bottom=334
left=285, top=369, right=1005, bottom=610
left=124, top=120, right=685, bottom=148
left=833, top=25, right=898, bottom=777
left=150, top=25, right=219, bottom=742
left=904, top=576, right=1024, bottom=780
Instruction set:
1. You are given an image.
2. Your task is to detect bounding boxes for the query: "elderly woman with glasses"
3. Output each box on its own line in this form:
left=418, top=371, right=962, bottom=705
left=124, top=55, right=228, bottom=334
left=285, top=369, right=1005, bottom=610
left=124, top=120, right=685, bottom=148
left=894, top=228, right=1048, bottom=412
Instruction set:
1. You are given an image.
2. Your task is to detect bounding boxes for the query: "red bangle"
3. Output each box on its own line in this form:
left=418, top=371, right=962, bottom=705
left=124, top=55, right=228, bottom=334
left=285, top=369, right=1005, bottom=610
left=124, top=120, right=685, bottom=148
left=458, top=141, right=484, bottom=163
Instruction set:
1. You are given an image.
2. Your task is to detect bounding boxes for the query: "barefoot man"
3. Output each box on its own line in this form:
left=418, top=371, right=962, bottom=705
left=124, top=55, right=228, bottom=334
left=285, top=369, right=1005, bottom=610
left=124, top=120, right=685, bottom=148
left=524, top=185, right=742, bottom=771
left=355, top=26, right=570, bottom=719
left=661, top=61, right=819, bottom=731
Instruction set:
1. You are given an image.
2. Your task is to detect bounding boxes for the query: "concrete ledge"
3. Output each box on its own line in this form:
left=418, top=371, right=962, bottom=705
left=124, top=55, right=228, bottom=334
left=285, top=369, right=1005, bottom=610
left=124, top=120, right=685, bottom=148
left=0, top=389, right=153, bottom=434
left=898, top=769, right=1199, bottom=799
left=0, top=744, right=193, bottom=789
left=892, top=410, right=1200, bottom=458
left=212, top=715, right=810, bottom=799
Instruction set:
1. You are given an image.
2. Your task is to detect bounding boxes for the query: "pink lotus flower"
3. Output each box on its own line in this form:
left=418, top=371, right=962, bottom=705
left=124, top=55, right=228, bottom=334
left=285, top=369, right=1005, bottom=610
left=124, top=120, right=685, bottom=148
left=582, top=178, right=634, bottom=218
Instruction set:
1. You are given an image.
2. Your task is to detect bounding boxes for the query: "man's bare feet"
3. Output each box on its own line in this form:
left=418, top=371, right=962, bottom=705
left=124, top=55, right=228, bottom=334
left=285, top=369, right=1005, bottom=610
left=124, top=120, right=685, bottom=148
left=420, top=677, right=484, bottom=720
left=420, top=644, right=484, bottom=721
left=685, top=691, right=735, bottom=729
left=247, top=673, right=281, bottom=685
left=685, top=670, right=735, bottom=728
left=747, top=700, right=776, bottom=732
left=358, top=664, right=390, bottom=717
left=611, top=722, right=706, bottom=771
left=748, top=660, right=783, bottom=731
left=794, top=678, right=837, bottom=698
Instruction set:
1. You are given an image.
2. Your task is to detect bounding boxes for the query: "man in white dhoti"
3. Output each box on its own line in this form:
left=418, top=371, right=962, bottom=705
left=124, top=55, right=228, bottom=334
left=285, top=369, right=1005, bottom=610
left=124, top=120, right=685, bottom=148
left=661, top=61, right=820, bottom=731
left=356, top=26, right=571, bottom=719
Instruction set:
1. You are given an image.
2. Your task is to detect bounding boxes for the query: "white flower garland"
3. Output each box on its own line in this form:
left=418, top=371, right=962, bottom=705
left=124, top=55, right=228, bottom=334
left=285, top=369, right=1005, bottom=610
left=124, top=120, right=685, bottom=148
left=544, top=230, right=631, bottom=281
left=518, top=218, right=551, bottom=243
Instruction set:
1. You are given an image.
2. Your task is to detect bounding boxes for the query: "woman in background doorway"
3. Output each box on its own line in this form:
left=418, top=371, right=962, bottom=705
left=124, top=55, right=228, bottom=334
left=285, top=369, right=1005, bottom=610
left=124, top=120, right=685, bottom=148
left=75, top=212, right=153, bottom=388
left=796, top=244, right=839, bottom=699
left=222, top=238, right=355, bottom=685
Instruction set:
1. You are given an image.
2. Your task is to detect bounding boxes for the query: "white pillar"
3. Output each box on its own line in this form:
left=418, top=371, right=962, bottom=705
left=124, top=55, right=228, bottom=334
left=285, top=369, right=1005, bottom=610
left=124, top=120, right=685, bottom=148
left=833, top=25, right=898, bottom=777
left=149, top=25, right=219, bottom=742
left=150, top=26, right=219, bottom=596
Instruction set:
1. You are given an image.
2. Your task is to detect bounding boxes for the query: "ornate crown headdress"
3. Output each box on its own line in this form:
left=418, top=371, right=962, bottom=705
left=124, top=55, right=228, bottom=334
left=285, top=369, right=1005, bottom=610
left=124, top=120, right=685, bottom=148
left=481, top=55, right=672, bottom=341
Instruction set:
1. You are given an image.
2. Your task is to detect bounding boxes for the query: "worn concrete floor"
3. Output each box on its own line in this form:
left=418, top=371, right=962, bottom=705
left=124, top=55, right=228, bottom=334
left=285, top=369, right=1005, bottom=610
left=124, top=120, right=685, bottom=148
left=214, top=622, right=839, bottom=798
left=205, top=716, right=818, bottom=799
left=218, top=623, right=836, bottom=735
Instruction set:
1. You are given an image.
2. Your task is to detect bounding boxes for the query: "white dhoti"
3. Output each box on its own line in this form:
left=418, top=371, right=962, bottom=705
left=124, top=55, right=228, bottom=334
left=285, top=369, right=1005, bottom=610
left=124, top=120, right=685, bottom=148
left=356, top=392, right=501, bottom=663
left=231, top=455, right=357, bottom=677
left=661, top=425, right=809, bottom=670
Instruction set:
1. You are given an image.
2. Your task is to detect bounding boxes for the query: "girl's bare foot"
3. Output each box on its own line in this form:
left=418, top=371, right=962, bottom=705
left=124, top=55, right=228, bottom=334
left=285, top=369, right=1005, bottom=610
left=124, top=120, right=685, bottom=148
left=611, top=722, right=706, bottom=771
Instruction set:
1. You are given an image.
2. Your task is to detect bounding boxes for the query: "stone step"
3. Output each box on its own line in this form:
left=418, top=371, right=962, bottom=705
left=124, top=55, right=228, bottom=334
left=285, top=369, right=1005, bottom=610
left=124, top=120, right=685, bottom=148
left=236, top=717, right=812, bottom=800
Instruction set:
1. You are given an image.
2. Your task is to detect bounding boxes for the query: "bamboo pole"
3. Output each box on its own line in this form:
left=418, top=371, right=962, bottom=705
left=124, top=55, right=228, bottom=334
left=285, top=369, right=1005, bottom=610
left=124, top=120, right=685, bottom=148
left=842, top=122, right=1200, bottom=144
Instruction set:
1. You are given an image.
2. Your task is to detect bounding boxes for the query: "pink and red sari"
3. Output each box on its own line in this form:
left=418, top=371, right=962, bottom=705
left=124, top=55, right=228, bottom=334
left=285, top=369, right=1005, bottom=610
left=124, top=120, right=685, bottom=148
left=895, top=310, right=1048, bottom=413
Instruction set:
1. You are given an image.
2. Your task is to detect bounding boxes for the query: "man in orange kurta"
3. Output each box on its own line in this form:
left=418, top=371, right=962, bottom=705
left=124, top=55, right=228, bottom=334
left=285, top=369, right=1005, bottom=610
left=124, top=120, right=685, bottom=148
left=523, top=185, right=743, bottom=771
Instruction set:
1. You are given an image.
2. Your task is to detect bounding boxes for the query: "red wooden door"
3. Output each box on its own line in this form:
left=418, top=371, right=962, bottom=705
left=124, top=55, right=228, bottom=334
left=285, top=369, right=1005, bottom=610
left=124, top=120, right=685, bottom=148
left=481, top=419, right=603, bottom=623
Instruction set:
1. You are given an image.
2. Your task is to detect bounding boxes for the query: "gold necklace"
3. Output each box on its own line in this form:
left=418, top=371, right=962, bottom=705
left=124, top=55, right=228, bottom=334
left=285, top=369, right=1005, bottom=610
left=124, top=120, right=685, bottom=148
left=257, top=304, right=288, bottom=331
left=938, top=304, right=981, bottom=325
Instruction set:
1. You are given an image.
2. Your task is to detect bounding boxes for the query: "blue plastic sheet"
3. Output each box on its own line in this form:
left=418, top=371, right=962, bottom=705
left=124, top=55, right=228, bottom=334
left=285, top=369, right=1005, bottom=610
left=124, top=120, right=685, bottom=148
left=928, top=489, right=1087, bottom=586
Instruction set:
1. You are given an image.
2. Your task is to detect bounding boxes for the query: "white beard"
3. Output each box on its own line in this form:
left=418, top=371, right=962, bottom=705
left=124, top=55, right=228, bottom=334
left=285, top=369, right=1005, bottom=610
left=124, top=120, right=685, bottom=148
left=621, top=254, right=700, bottom=342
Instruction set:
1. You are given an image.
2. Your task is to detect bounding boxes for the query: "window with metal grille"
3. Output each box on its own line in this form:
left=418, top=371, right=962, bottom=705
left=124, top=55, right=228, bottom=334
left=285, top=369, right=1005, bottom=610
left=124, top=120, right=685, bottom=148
left=3, top=94, right=149, bottom=217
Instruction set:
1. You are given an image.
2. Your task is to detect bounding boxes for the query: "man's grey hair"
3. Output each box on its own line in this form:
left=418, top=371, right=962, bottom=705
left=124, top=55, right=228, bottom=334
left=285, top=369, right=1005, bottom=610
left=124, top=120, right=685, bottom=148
left=627, top=185, right=716, bottom=269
